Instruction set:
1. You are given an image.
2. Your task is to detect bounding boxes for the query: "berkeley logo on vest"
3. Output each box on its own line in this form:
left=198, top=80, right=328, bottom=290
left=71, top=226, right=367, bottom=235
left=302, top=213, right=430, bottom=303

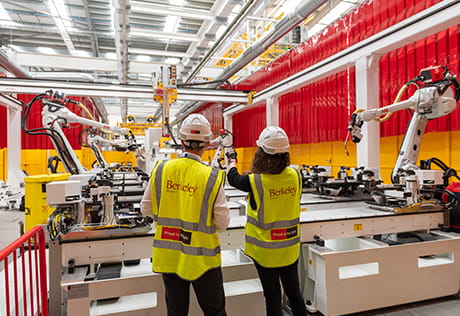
left=166, top=180, right=198, bottom=196
left=269, top=186, right=296, bottom=198
left=161, top=226, right=192, bottom=245
left=270, top=226, right=298, bottom=240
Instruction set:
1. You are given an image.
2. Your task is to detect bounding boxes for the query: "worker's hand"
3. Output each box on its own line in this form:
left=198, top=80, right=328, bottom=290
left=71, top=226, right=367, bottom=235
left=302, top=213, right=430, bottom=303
left=226, top=151, right=238, bottom=163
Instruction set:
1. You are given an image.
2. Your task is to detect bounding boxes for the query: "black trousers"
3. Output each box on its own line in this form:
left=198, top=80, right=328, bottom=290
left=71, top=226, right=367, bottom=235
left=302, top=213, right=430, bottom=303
left=254, top=260, right=308, bottom=316
left=162, top=267, right=227, bottom=316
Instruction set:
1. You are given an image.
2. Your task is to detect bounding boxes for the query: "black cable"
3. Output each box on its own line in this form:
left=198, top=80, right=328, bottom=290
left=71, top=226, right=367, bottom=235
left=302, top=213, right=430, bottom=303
left=177, top=79, right=231, bottom=88
left=78, top=128, right=92, bottom=148
left=22, top=95, right=81, bottom=174
left=422, top=157, right=460, bottom=181
left=450, top=76, right=460, bottom=102
left=165, top=118, right=179, bottom=147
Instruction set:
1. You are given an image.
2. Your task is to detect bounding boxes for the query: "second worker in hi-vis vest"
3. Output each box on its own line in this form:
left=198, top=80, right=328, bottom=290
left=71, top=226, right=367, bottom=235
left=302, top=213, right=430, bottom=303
left=141, top=114, right=230, bottom=316
left=227, top=126, right=308, bottom=316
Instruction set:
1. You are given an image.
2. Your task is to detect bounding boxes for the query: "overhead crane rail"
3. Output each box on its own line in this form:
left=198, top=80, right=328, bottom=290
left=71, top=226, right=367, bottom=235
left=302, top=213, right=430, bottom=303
left=0, top=77, right=250, bottom=104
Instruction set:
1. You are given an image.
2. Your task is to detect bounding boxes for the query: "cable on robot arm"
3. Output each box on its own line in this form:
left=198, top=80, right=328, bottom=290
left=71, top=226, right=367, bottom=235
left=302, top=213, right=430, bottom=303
left=22, top=93, right=81, bottom=174
left=65, top=98, right=96, bottom=120
left=344, top=74, right=432, bottom=156
left=78, top=128, right=94, bottom=148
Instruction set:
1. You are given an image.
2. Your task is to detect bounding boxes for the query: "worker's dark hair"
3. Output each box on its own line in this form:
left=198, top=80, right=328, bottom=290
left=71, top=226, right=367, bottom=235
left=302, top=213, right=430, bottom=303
left=182, top=140, right=206, bottom=150
left=251, top=147, right=290, bottom=174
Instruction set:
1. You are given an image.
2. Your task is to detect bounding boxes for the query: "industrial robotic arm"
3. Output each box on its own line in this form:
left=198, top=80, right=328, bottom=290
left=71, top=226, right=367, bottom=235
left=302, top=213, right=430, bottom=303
left=22, top=90, right=151, bottom=240
left=347, top=66, right=459, bottom=185
left=209, top=129, right=235, bottom=169
left=84, top=130, right=137, bottom=169
left=23, top=90, right=136, bottom=174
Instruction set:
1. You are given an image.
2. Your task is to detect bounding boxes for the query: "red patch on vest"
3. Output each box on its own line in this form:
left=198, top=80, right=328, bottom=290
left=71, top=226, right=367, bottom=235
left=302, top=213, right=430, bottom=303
left=162, top=227, right=180, bottom=241
left=270, top=228, right=287, bottom=240
left=270, top=226, right=298, bottom=240
left=161, top=227, right=192, bottom=245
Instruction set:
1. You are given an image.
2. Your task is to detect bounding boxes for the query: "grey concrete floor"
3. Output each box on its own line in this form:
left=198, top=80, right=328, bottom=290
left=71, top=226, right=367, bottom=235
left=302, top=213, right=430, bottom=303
left=2, top=209, right=460, bottom=316
left=0, top=209, right=24, bottom=250
left=280, top=295, right=460, bottom=315
left=343, top=295, right=460, bottom=315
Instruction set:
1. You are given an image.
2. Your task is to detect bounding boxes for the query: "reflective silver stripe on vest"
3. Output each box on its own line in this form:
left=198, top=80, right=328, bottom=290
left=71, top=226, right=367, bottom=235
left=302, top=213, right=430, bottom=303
left=154, top=160, right=220, bottom=234
left=245, top=235, right=300, bottom=249
left=250, top=173, right=299, bottom=230
left=294, top=167, right=302, bottom=199
left=200, top=167, right=219, bottom=227
left=157, top=217, right=215, bottom=234
left=253, top=173, right=265, bottom=223
left=154, top=160, right=167, bottom=209
left=246, top=216, right=299, bottom=230
left=154, top=239, right=220, bottom=256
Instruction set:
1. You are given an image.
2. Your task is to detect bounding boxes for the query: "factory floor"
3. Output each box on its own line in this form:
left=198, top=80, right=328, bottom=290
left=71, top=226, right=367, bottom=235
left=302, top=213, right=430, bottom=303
left=1, top=209, right=460, bottom=316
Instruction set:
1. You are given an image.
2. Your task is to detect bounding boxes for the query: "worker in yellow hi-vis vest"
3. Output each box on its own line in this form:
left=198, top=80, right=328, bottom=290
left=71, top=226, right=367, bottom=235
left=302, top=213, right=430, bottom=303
left=141, top=114, right=230, bottom=316
left=227, top=126, right=308, bottom=316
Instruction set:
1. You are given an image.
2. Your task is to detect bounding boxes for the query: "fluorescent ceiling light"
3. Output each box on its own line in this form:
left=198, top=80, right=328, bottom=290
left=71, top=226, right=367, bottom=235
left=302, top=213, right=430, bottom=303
left=280, top=0, right=299, bottom=15
left=105, top=52, right=117, bottom=59
left=38, top=47, right=57, bottom=55
left=319, top=2, right=355, bottom=25
left=215, top=25, right=227, bottom=40
left=47, top=0, right=76, bottom=55
left=164, top=15, right=179, bottom=33
left=308, top=1, right=357, bottom=37
left=165, top=57, right=180, bottom=64
left=130, top=29, right=199, bottom=42
left=48, top=0, right=73, bottom=28
left=129, top=48, right=188, bottom=58
left=170, top=0, right=185, bottom=6
left=130, top=2, right=211, bottom=20
left=75, top=50, right=92, bottom=57
left=8, top=45, right=25, bottom=52
left=110, top=0, right=116, bottom=31
left=136, top=55, right=151, bottom=62
left=0, top=3, right=15, bottom=26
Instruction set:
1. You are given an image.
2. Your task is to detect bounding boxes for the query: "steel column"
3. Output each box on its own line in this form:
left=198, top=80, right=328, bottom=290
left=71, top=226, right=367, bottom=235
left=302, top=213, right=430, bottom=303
left=355, top=54, right=381, bottom=169
left=0, top=94, right=23, bottom=190
left=266, top=96, right=279, bottom=127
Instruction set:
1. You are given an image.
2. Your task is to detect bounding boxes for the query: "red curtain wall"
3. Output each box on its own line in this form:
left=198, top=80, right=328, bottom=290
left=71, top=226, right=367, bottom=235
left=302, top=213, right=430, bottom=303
left=380, top=26, right=460, bottom=136
left=279, top=68, right=355, bottom=144
left=19, top=94, right=102, bottom=150
left=233, top=104, right=266, bottom=148
left=197, top=102, right=228, bottom=133
left=0, top=106, right=6, bottom=148
left=196, top=0, right=457, bottom=146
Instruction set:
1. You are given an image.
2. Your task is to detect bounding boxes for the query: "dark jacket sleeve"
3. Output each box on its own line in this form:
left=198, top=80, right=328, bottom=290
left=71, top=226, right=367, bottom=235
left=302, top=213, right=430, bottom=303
left=227, top=167, right=251, bottom=192
left=227, top=167, right=258, bottom=210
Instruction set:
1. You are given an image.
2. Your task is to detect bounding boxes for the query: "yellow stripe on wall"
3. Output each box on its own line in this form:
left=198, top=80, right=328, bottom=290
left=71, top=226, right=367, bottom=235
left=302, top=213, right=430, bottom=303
left=19, top=148, right=137, bottom=176
left=3, top=131, right=458, bottom=183
left=0, top=148, right=6, bottom=181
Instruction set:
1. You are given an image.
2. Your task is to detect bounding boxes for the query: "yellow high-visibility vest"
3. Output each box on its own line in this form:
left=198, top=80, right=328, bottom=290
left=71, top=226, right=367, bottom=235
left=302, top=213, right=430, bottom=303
left=150, top=156, right=225, bottom=280
left=245, top=167, right=301, bottom=267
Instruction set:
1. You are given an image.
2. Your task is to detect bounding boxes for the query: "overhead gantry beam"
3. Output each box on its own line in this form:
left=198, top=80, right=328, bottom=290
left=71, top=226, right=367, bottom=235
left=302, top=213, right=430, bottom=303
left=0, top=78, right=250, bottom=103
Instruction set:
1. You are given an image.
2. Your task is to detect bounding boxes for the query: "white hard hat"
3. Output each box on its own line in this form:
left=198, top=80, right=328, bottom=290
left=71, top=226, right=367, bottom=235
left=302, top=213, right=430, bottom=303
left=256, top=126, right=290, bottom=154
left=179, top=114, right=212, bottom=142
